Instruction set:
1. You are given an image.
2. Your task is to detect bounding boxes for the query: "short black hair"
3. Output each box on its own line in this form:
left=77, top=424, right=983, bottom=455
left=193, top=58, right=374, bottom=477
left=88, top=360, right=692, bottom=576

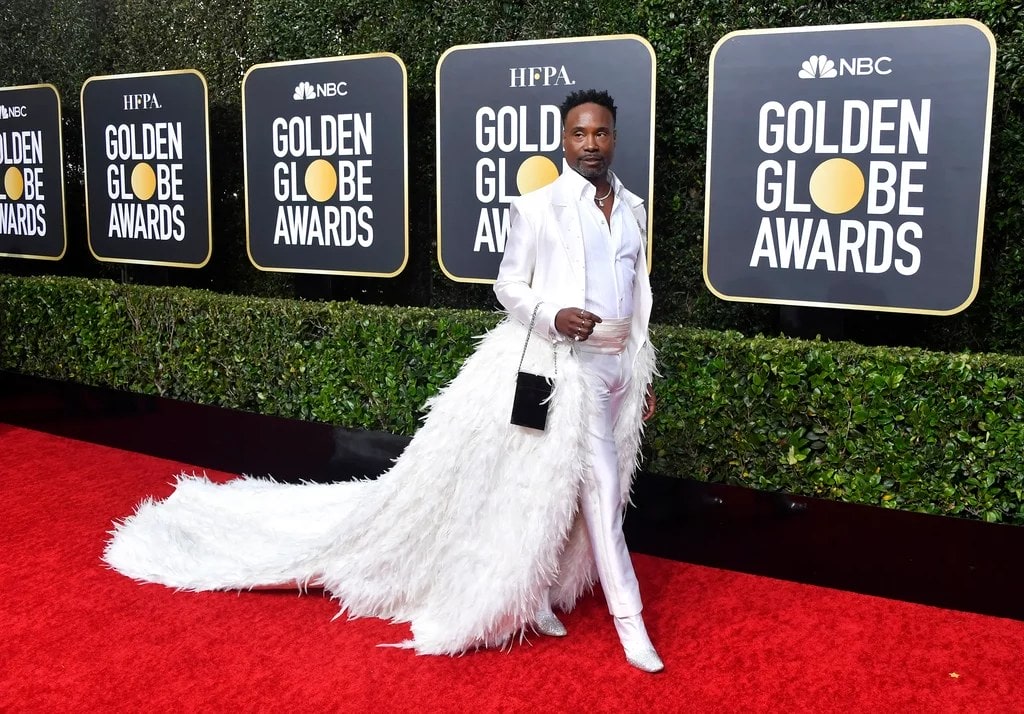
left=559, top=89, right=617, bottom=125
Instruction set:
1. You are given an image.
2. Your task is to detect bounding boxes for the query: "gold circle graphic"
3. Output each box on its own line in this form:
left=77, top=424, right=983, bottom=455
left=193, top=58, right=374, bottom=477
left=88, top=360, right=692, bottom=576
left=4, top=167, right=24, bottom=201
left=809, top=158, right=864, bottom=214
left=305, top=159, right=338, bottom=203
left=516, top=155, right=559, bottom=196
left=131, top=163, right=157, bottom=201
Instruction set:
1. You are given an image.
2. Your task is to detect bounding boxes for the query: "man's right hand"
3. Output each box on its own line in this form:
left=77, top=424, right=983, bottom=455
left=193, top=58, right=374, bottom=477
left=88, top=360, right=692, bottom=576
left=555, top=308, right=603, bottom=342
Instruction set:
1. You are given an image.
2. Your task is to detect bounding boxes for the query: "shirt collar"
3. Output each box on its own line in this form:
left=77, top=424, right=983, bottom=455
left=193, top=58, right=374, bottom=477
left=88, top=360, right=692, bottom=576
left=561, top=159, right=620, bottom=202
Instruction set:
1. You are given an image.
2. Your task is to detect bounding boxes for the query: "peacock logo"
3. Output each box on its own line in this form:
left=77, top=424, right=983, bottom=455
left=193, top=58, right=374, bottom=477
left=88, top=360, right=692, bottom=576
left=292, top=81, right=316, bottom=101
left=798, top=55, right=838, bottom=79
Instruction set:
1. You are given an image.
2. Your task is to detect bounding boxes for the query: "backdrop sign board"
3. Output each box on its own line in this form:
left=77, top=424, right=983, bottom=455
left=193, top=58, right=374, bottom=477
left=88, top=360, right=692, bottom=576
left=0, top=84, right=66, bottom=260
left=436, top=35, right=655, bottom=284
left=704, top=20, right=996, bottom=314
left=81, top=70, right=212, bottom=268
left=243, top=53, right=408, bottom=277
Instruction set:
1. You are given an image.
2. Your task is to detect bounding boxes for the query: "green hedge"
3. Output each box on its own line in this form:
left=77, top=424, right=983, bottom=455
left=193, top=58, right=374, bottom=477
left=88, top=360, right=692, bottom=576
left=0, top=274, right=491, bottom=435
left=652, top=327, right=1024, bottom=524
left=2, top=1, right=1024, bottom=353
left=3, top=274, right=1022, bottom=524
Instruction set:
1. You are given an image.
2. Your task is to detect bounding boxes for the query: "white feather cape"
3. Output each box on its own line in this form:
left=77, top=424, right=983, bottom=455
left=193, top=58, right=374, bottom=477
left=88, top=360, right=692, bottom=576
left=104, top=319, right=656, bottom=655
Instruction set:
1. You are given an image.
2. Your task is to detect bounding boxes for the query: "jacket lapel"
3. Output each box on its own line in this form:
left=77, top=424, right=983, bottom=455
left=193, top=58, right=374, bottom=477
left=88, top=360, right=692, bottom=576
left=549, top=173, right=586, bottom=287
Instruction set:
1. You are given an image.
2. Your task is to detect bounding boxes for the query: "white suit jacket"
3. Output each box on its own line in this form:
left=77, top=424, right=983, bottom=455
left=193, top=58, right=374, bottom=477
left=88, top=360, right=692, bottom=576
left=493, top=165, right=653, bottom=366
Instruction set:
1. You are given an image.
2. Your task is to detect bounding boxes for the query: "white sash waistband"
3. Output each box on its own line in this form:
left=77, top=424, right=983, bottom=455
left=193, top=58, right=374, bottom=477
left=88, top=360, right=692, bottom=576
left=575, top=316, right=631, bottom=354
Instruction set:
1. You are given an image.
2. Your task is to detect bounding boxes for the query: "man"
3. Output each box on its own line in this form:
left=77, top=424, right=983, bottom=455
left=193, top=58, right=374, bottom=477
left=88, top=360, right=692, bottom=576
left=103, top=88, right=660, bottom=670
left=494, top=89, right=662, bottom=673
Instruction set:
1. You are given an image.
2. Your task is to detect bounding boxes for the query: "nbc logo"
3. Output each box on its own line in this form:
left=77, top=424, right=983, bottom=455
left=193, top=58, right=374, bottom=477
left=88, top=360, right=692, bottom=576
left=798, top=54, right=893, bottom=78
left=798, top=55, right=837, bottom=79
left=0, top=105, right=28, bottom=119
left=293, top=81, right=316, bottom=100
left=292, top=80, right=348, bottom=100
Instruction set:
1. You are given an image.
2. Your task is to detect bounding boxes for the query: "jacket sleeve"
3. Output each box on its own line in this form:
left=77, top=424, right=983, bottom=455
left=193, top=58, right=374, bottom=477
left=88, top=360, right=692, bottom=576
left=493, top=199, right=562, bottom=340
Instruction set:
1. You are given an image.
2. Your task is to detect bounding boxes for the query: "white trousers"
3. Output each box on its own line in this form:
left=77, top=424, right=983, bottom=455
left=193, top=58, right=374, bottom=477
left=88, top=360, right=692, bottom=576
left=576, top=349, right=643, bottom=618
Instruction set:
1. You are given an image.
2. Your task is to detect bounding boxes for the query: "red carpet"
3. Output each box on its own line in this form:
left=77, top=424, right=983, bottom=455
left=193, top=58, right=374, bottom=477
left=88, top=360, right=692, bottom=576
left=2, top=422, right=1023, bottom=712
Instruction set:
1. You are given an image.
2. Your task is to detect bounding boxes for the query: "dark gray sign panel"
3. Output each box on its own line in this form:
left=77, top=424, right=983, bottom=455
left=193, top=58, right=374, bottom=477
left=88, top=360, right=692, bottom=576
left=243, top=54, right=408, bottom=277
left=437, top=35, right=655, bottom=284
left=81, top=70, right=212, bottom=268
left=0, top=84, right=66, bottom=260
left=705, top=20, right=995, bottom=314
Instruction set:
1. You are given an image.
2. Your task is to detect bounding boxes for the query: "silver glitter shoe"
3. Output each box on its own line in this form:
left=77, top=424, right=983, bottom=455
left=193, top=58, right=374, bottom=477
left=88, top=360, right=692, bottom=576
left=625, top=647, right=665, bottom=673
left=533, top=611, right=568, bottom=637
left=614, top=614, right=664, bottom=673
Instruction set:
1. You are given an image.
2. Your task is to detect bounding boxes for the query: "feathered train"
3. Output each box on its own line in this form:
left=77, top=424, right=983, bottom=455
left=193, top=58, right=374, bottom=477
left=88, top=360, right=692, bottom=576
left=104, top=318, right=656, bottom=655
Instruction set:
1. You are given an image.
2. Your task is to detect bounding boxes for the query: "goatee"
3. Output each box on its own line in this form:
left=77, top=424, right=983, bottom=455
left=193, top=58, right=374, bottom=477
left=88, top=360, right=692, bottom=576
left=572, top=156, right=608, bottom=179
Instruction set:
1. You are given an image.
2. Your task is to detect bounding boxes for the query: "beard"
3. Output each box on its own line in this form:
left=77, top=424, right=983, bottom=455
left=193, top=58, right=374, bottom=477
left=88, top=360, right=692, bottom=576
left=570, top=155, right=609, bottom=179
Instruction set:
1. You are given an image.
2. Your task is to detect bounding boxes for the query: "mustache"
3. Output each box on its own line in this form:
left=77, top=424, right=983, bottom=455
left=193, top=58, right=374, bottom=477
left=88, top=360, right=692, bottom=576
left=571, top=154, right=609, bottom=177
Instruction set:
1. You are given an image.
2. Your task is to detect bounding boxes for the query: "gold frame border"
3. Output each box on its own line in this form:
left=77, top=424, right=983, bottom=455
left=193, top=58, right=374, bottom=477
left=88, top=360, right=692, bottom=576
left=435, top=33, right=657, bottom=285
left=241, top=52, right=410, bottom=278
left=703, top=18, right=997, bottom=316
left=0, top=83, right=67, bottom=261
left=80, top=68, right=213, bottom=269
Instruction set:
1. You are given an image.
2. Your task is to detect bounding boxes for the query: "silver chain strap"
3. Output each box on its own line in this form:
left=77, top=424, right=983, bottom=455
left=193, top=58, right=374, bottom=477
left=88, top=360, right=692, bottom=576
left=516, top=303, right=557, bottom=376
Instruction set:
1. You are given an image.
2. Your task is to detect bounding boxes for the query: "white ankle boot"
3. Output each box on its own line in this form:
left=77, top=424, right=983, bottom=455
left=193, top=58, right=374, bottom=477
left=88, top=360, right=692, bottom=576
left=614, top=614, right=664, bottom=672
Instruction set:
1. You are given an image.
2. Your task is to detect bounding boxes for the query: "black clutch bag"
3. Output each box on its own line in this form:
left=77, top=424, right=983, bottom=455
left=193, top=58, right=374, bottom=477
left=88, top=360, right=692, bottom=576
left=511, top=371, right=552, bottom=430
left=510, top=303, right=557, bottom=431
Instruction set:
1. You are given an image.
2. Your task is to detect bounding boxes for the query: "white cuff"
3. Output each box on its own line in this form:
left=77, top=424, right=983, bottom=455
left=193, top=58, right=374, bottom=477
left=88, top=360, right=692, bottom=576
left=537, top=302, right=563, bottom=342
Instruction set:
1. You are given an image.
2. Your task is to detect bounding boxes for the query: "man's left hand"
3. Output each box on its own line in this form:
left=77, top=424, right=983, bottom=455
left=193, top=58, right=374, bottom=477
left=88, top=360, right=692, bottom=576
left=643, top=384, right=656, bottom=422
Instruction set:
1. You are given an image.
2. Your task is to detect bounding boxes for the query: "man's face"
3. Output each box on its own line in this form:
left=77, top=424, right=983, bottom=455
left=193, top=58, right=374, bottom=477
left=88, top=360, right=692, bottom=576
left=563, top=102, right=616, bottom=180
